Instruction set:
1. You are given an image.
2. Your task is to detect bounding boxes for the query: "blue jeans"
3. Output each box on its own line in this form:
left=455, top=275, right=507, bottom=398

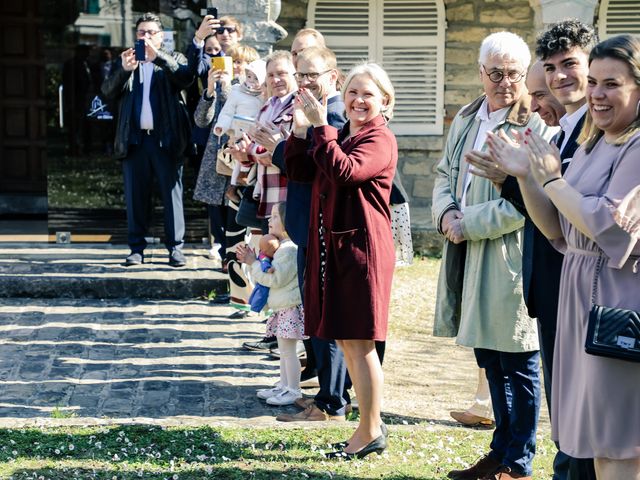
left=474, top=348, right=541, bottom=476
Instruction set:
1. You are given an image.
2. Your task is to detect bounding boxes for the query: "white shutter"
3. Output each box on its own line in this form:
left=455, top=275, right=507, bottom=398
left=380, top=0, right=443, bottom=134
left=599, top=0, right=640, bottom=37
left=310, top=0, right=371, bottom=36
left=309, top=1, right=372, bottom=76
left=308, top=0, right=445, bottom=136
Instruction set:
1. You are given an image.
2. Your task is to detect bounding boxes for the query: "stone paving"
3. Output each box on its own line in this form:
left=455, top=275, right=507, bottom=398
left=0, top=298, right=290, bottom=427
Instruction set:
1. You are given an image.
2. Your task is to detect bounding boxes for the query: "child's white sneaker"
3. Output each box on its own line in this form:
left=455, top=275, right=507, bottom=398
left=207, top=244, right=222, bottom=262
left=256, top=385, right=284, bottom=400
left=266, top=387, right=302, bottom=406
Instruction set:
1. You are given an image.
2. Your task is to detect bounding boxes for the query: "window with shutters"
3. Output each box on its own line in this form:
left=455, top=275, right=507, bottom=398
left=598, top=0, right=640, bottom=38
left=308, top=0, right=445, bottom=136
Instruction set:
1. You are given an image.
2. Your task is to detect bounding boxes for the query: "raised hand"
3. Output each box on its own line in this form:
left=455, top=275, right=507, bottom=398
left=465, top=149, right=507, bottom=188
left=297, top=88, right=328, bottom=128
left=486, top=130, right=530, bottom=179
left=292, top=94, right=312, bottom=138
left=235, top=243, right=256, bottom=265
left=121, top=48, right=138, bottom=72
left=523, top=129, right=562, bottom=185
left=195, top=15, right=221, bottom=42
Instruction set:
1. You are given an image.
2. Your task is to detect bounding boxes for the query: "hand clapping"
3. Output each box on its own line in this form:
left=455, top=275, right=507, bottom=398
left=235, top=243, right=256, bottom=265
left=295, top=88, right=328, bottom=128
left=522, top=129, right=562, bottom=186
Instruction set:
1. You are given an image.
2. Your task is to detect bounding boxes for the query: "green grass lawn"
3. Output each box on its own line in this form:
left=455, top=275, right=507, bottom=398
left=0, top=423, right=555, bottom=479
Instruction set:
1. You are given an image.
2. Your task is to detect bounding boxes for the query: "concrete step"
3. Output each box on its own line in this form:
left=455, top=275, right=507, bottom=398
left=0, top=244, right=228, bottom=299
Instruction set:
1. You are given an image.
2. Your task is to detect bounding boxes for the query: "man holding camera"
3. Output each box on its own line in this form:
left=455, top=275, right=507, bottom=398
left=101, top=12, right=196, bottom=267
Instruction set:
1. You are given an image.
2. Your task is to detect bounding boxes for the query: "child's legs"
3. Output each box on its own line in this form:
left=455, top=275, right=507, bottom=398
left=277, top=337, right=300, bottom=391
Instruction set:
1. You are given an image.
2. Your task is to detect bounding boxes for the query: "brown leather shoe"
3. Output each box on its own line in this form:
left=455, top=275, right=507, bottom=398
left=293, top=397, right=353, bottom=414
left=447, top=454, right=502, bottom=480
left=480, top=465, right=532, bottom=480
left=276, top=403, right=345, bottom=422
left=450, top=410, right=495, bottom=428
left=294, top=397, right=315, bottom=410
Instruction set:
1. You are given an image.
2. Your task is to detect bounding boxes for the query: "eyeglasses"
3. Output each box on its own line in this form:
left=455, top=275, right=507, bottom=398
left=216, top=26, right=237, bottom=35
left=482, top=65, right=525, bottom=84
left=293, top=70, right=332, bottom=82
left=136, top=29, right=161, bottom=38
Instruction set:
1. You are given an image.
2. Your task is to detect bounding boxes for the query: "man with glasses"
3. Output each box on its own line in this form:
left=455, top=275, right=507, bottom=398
left=101, top=12, right=196, bottom=267
left=432, top=31, right=551, bottom=480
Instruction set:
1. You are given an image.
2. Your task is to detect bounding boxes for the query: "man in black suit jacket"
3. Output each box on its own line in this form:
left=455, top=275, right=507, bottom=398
left=101, top=12, right=196, bottom=267
left=469, top=20, right=597, bottom=480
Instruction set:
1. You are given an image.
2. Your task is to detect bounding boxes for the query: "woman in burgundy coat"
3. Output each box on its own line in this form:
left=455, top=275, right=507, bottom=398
left=285, top=63, right=397, bottom=459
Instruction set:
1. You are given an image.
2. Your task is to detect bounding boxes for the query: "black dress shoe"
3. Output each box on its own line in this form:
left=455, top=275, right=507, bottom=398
left=331, top=423, right=388, bottom=449
left=325, top=434, right=387, bottom=460
left=169, top=249, right=186, bottom=267
left=242, top=336, right=277, bottom=351
left=125, top=252, right=144, bottom=266
left=228, top=310, right=248, bottom=319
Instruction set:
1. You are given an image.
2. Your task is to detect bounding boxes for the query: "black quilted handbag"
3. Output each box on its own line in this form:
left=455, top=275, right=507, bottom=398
left=585, top=253, right=640, bottom=363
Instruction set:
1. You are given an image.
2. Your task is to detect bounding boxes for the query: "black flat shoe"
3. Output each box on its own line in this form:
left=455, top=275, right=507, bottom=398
left=325, top=434, right=387, bottom=460
left=331, top=423, right=389, bottom=449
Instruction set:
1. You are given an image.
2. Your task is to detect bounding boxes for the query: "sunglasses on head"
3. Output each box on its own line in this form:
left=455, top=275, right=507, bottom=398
left=216, top=26, right=237, bottom=34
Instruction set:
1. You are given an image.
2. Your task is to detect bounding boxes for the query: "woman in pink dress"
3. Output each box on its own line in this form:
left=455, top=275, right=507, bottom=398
left=488, top=34, right=640, bottom=479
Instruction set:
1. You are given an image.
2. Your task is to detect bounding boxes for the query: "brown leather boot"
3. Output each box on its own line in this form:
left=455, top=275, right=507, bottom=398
left=447, top=454, right=502, bottom=480
left=480, top=465, right=532, bottom=480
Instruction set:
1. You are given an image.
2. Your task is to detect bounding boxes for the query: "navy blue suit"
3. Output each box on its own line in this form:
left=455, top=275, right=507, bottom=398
left=501, top=114, right=595, bottom=480
left=273, top=95, right=350, bottom=415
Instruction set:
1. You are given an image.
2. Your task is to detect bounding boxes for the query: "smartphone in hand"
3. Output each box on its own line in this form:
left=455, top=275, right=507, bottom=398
left=200, top=7, right=218, bottom=18
left=134, top=39, right=146, bottom=61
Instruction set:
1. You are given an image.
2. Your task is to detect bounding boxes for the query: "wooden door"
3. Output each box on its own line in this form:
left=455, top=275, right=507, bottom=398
left=0, top=1, right=47, bottom=197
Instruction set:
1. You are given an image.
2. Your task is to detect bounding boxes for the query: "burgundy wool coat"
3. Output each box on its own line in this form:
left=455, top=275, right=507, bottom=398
left=284, top=115, right=397, bottom=340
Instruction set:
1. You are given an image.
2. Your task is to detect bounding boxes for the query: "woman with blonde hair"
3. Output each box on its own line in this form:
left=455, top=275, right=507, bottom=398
left=285, top=63, right=397, bottom=459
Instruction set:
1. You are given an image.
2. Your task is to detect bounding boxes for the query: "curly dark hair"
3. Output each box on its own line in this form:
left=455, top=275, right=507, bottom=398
left=136, top=12, right=163, bottom=30
left=535, top=19, right=597, bottom=60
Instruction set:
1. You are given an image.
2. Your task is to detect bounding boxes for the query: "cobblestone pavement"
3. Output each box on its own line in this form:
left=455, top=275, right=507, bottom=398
left=0, top=298, right=289, bottom=427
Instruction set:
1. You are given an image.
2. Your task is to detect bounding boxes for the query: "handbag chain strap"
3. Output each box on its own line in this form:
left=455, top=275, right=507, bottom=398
left=590, top=251, right=604, bottom=308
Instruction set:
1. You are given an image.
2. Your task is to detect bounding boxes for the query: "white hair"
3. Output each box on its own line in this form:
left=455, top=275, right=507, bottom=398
left=478, top=31, right=531, bottom=69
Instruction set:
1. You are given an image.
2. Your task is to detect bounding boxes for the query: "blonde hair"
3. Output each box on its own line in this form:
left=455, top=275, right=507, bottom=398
left=225, top=44, right=259, bottom=64
left=341, top=63, right=396, bottom=121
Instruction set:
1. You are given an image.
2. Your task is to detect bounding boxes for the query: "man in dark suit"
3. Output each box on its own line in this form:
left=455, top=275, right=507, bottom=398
left=469, top=19, right=597, bottom=480
left=101, top=12, right=195, bottom=267
left=254, top=43, right=352, bottom=422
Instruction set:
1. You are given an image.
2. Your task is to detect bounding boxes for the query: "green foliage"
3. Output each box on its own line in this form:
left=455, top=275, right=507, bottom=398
left=50, top=406, right=77, bottom=419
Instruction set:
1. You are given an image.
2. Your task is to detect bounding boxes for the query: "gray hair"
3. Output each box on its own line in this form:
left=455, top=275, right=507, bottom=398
left=341, top=63, right=396, bottom=121
left=478, top=31, right=531, bottom=70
